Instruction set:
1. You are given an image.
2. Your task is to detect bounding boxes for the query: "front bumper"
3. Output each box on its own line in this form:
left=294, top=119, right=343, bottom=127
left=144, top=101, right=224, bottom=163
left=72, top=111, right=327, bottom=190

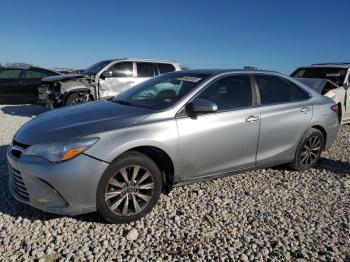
left=7, top=149, right=109, bottom=215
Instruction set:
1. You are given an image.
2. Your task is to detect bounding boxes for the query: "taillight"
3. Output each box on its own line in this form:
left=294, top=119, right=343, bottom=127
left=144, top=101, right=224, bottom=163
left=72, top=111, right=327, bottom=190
left=330, top=104, right=339, bottom=113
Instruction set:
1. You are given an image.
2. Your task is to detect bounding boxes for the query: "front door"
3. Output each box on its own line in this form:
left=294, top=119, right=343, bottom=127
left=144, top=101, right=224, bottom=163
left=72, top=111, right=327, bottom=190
left=99, top=61, right=135, bottom=98
left=176, top=74, right=260, bottom=180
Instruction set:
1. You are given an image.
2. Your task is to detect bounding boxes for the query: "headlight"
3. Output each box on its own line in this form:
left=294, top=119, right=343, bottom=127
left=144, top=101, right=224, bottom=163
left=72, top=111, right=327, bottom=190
left=22, top=138, right=99, bottom=162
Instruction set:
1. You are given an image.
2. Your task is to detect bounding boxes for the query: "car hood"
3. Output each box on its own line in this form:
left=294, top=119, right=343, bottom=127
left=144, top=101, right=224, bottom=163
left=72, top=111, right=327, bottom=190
left=42, top=73, right=88, bottom=82
left=14, top=100, right=154, bottom=145
left=296, top=77, right=339, bottom=94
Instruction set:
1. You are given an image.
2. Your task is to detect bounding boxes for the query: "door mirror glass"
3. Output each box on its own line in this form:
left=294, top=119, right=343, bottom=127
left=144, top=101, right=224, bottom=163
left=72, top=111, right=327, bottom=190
left=187, top=99, right=218, bottom=114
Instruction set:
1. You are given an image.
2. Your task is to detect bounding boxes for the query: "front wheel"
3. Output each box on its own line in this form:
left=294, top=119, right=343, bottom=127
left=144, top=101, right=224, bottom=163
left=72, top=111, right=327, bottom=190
left=96, top=151, right=162, bottom=224
left=290, top=128, right=324, bottom=171
left=65, top=93, right=89, bottom=106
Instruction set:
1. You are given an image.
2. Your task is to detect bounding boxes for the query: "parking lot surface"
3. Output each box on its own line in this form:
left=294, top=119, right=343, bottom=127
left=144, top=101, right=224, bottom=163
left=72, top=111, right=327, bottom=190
left=0, top=104, right=349, bottom=261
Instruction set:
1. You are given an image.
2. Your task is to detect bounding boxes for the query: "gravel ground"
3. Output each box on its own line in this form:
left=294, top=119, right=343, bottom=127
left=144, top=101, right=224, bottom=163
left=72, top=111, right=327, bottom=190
left=0, top=104, right=349, bottom=262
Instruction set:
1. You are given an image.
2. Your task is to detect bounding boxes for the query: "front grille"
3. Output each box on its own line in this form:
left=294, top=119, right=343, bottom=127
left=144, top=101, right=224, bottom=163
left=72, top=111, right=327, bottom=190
left=9, top=168, right=30, bottom=201
left=11, top=141, right=30, bottom=158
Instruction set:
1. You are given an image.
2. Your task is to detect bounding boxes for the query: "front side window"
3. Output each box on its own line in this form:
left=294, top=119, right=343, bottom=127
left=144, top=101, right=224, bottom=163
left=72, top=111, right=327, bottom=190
left=114, top=72, right=210, bottom=109
left=137, top=62, right=155, bottom=77
left=195, top=75, right=252, bottom=111
left=0, top=69, right=22, bottom=79
left=22, top=70, right=43, bottom=79
left=255, top=75, right=292, bottom=105
left=158, top=63, right=176, bottom=74
left=109, top=62, right=133, bottom=77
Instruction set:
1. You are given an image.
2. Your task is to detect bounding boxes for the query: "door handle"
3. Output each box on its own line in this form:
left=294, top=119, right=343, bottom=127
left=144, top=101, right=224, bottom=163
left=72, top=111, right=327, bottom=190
left=245, top=115, right=259, bottom=123
left=301, top=107, right=310, bottom=113
left=126, top=81, right=135, bottom=85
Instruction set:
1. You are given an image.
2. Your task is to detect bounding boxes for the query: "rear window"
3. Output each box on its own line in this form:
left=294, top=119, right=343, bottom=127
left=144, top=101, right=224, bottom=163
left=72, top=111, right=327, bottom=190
left=23, top=70, right=43, bottom=79
left=158, top=63, right=176, bottom=74
left=288, top=81, right=309, bottom=101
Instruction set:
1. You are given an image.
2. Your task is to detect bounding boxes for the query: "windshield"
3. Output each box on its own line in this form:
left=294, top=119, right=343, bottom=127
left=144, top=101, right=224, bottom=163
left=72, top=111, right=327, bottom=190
left=292, top=67, right=347, bottom=86
left=83, top=60, right=113, bottom=75
left=113, top=72, right=210, bottom=109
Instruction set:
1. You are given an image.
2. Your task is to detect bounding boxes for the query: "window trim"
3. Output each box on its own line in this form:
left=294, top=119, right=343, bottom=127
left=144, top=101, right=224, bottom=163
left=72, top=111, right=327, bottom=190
left=176, top=73, right=257, bottom=118
left=251, top=74, right=311, bottom=107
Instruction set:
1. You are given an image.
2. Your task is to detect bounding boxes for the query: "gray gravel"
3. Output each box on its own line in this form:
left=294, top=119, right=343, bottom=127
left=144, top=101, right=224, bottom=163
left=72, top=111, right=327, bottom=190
left=0, top=104, right=349, bottom=261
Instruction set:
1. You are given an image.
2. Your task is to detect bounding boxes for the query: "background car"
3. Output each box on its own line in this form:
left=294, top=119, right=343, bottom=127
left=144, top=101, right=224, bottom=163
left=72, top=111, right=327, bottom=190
left=291, top=63, right=350, bottom=124
left=8, top=69, right=339, bottom=223
left=38, top=58, right=181, bottom=107
left=0, top=63, right=59, bottom=104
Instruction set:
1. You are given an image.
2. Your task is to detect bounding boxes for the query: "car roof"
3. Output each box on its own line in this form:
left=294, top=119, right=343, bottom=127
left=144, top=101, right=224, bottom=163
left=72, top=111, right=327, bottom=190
left=307, top=63, right=350, bottom=68
left=176, top=68, right=280, bottom=75
left=106, top=58, right=180, bottom=64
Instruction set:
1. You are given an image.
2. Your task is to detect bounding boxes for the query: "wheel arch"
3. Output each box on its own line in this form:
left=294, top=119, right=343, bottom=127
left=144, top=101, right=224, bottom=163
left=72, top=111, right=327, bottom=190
left=110, top=145, right=176, bottom=194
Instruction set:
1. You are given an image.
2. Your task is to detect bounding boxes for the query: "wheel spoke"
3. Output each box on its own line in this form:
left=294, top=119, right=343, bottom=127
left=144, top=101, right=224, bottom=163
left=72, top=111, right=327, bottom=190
left=120, top=168, right=129, bottom=184
left=311, top=147, right=321, bottom=151
left=135, top=192, right=151, bottom=202
left=105, top=189, right=124, bottom=200
left=132, top=194, right=141, bottom=213
left=111, top=195, right=126, bottom=210
left=137, top=172, right=150, bottom=185
left=122, top=195, right=129, bottom=215
left=131, top=166, right=140, bottom=182
left=301, top=154, right=308, bottom=164
left=137, top=182, right=154, bottom=190
left=109, top=178, right=125, bottom=188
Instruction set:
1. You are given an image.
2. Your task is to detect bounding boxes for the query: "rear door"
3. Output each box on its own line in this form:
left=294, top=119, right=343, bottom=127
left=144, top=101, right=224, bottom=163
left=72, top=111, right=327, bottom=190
left=0, top=69, right=23, bottom=103
left=254, top=74, right=312, bottom=166
left=20, top=69, right=46, bottom=103
left=134, top=62, right=156, bottom=85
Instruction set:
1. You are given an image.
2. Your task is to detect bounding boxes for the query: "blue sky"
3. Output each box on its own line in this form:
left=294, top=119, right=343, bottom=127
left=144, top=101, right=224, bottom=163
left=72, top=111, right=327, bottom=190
left=0, top=0, right=349, bottom=74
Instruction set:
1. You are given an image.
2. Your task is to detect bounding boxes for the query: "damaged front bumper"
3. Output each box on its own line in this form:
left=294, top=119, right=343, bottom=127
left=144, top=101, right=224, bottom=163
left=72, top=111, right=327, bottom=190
left=38, top=83, right=63, bottom=108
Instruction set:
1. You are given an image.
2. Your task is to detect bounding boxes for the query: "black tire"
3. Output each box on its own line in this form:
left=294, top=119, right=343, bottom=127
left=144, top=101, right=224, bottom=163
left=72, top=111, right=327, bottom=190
left=65, top=93, right=87, bottom=106
left=290, top=128, right=324, bottom=171
left=96, top=151, right=162, bottom=224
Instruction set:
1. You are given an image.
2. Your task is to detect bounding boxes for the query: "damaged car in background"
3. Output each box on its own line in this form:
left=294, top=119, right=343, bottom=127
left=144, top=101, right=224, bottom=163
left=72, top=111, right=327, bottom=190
left=38, top=58, right=181, bottom=107
left=291, top=63, right=350, bottom=124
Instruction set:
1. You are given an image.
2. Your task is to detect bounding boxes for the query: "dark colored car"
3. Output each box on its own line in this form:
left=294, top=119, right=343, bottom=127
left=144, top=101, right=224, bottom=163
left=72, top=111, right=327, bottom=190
left=0, top=66, right=59, bottom=104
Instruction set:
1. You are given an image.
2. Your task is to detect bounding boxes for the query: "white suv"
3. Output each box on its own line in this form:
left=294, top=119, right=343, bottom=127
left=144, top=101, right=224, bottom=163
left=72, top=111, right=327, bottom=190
left=38, top=58, right=182, bottom=107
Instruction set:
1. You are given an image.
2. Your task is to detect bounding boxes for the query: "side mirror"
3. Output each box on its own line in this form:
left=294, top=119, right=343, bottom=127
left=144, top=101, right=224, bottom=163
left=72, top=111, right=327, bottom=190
left=101, top=70, right=112, bottom=78
left=186, top=99, right=218, bottom=114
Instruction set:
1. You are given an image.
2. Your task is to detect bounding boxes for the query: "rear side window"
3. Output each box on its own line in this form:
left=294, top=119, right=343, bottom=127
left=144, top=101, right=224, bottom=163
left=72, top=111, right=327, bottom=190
left=0, top=69, right=21, bottom=79
left=255, top=75, right=292, bottom=105
left=137, top=62, right=155, bottom=77
left=196, top=75, right=252, bottom=111
left=158, top=63, right=176, bottom=74
left=23, top=70, right=43, bottom=79
left=110, top=62, right=133, bottom=77
left=288, top=81, right=309, bottom=101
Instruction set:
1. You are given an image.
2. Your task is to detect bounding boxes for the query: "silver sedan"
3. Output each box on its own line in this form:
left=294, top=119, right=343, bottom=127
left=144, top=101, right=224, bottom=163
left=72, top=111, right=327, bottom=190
left=7, top=69, right=340, bottom=223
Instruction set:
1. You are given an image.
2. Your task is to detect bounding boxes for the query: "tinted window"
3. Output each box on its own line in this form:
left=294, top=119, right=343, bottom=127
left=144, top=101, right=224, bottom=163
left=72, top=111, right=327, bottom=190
left=288, top=81, right=309, bottom=101
left=255, top=75, right=292, bottom=105
left=158, top=63, right=176, bottom=74
left=196, top=75, right=252, bottom=111
left=137, top=62, right=155, bottom=77
left=23, top=70, right=43, bottom=79
left=0, top=69, right=21, bottom=79
left=110, top=62, right=133, bottom=77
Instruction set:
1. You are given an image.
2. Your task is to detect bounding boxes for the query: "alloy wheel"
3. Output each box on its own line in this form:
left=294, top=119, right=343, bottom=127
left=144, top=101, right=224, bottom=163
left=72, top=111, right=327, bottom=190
left=104, top=165, right=155, bottom=216
left=71, top=97, right=87, bottom=104
left=300, top=135, right=322, bottom=166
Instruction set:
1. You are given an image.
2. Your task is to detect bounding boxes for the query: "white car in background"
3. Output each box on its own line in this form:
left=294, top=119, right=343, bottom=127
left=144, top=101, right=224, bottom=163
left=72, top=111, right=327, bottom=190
left=38, top=58, right=182, bottom=107
left=292, top=63, right=350, bottom=124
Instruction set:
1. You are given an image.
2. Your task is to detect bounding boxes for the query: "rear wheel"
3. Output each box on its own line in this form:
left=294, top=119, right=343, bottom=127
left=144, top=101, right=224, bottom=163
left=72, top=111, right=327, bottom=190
left=290, top=128, right=324, bottom=171
left=96, top=151, right=162, bottom=224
